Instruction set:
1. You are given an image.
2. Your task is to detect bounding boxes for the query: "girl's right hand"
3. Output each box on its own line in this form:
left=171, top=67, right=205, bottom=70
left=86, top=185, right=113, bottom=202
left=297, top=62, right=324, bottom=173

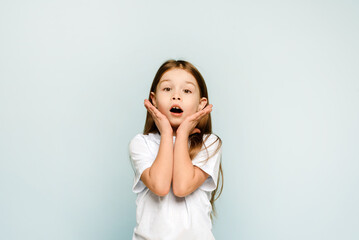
left=144, top=99, right=173, bottom=136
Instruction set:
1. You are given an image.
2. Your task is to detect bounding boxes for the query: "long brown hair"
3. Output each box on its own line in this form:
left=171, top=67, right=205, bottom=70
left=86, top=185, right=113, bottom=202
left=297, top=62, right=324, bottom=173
left=143, top=59, right=223, bottom=221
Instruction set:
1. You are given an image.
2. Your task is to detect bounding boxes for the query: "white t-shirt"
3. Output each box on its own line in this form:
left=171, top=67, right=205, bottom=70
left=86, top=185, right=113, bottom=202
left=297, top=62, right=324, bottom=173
left=129, top=132, right=222, bottom=240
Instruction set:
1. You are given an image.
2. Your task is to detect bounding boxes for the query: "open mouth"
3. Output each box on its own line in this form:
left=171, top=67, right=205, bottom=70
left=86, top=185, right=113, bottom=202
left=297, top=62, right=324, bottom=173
left=170, top=107, right=183, bottom=113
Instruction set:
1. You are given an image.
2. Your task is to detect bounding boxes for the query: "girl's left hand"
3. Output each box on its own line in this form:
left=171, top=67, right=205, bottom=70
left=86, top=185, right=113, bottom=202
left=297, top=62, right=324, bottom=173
left=176, top=104, right=213, bottom=137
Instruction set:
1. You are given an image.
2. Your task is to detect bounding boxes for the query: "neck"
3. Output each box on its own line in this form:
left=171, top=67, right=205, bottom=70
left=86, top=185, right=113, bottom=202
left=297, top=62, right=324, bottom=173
left=172, top=126, right=179, bottom=137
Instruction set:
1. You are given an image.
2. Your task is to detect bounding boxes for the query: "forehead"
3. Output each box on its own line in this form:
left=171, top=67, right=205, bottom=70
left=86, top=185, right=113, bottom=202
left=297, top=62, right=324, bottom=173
left=158, top=68, right=198, bottom=87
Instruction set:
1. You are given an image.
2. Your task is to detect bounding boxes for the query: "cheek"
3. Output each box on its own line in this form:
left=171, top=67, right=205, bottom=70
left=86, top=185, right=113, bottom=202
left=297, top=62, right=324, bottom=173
left=157, top=105, right=166, bottom=113
left=184, top=103, right=199, bottom=114
left=157, top=103, right=169, bottom=114
left=154, top=95, right=165, bottom=108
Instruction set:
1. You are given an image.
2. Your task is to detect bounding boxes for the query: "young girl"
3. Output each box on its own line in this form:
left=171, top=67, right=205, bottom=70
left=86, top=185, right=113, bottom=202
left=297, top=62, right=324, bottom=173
left=129, top=59, right=223, bottom=240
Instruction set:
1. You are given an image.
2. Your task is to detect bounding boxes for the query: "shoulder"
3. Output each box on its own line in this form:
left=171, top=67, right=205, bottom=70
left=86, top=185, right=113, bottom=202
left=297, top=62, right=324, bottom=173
left=202, top=133, right=222, bottom=149
left=195, top=133, right=222, bottom=158
left=129, top=133, right=144, bottom=146
left=192, top=133, right=222, bottom=167
left=129, top=132, right=160, bottom=149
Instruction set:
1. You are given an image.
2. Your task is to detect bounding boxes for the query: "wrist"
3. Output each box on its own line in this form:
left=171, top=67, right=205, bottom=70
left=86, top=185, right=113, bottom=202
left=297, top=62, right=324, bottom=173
left=161, top=131, right=173, bottom=138
left=176, top=130, right=189, bottom=139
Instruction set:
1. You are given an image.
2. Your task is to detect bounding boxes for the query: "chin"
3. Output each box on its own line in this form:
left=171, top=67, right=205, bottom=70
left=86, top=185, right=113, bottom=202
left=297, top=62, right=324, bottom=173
left=170, top=122, right=181, bottom=127
left=169, top=120, right=182, bottom=127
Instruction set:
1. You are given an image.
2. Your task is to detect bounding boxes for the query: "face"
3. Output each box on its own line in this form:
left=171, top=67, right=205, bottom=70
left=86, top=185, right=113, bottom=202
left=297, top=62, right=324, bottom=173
left=150, top=68, right=207, bottom=130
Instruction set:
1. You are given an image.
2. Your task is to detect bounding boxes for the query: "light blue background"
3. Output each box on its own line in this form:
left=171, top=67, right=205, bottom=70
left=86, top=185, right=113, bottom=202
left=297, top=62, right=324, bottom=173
left=1, top=0, right=358, bottom=239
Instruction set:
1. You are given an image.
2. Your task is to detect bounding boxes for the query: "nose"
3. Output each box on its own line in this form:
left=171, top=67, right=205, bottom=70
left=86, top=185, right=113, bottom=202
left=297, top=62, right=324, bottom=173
left=172, top=91, right=181, bottom=100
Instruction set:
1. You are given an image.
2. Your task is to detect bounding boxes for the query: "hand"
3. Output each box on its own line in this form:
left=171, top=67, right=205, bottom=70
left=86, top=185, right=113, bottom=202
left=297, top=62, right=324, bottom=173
left=144, top=99, right=173, bottom=136
left=176, top=104, right=213, bottom=137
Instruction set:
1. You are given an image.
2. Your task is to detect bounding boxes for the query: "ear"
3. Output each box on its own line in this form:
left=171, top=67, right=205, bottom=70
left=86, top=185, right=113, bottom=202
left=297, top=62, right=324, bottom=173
left=198, top=97, right=208, bottom=111
left=150, top=92, right=157, bottom=108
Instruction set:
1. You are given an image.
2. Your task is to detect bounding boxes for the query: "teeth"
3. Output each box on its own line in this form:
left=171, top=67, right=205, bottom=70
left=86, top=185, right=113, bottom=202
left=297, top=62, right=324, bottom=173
left=171, top=106, right=183, bottom=112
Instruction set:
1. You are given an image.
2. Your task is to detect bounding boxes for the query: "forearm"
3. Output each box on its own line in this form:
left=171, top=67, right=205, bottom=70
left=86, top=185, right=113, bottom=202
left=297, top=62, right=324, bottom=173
left=149, top=133, right=173, bottom=193
left=173, top=133, right=195, bottom=193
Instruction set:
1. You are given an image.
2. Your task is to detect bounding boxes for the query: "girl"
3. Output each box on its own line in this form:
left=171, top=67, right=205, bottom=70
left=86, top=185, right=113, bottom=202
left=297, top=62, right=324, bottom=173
left=129, top=59, right=223, bottom=240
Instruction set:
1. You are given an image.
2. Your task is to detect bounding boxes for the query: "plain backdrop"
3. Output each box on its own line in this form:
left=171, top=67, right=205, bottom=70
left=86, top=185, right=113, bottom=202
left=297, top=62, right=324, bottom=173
left=0, top=0, right=358, bottom=239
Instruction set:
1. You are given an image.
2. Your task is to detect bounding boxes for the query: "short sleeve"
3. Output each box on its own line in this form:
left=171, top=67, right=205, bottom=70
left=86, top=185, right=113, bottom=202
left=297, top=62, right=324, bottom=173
left=129, top=134, right=154, bottom=194
left=192, top=134, right=222, bottom=192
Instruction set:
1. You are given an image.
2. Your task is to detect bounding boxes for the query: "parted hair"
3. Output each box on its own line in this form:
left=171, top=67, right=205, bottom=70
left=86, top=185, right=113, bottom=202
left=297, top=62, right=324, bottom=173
left=142, top=59, right=223, bottom=221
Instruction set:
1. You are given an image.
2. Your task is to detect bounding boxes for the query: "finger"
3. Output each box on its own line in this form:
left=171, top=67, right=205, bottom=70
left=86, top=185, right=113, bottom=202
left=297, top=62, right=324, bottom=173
left=144, top=100, right=152, bottom=112
left=201, top=104, right=212, bottom=110
left=144, top=99, right=154, bottom=109
left=144, top=99, right=156, bottom=113
left=144, top=100, right=157, bottom=117
left=195, top=104, right=212, bottom=119
left=145, top=99, right=158, bottom=112
left=204, top=104, right=213, bottom=111
left=203, top=104, right=213, bottom=115
left=145, top=99, right=164, bottom=119
left=190, top=128, right=201, bottom=135
left=191, top=108, right=211, bottom=123
left=150, top=105, right=162, bottom=118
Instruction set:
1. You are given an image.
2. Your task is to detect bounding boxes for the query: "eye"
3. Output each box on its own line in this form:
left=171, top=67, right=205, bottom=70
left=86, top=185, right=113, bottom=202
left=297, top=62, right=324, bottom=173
left=184, top=89, right=192, bottom=93
left=163, top=87, right=171, bottom=91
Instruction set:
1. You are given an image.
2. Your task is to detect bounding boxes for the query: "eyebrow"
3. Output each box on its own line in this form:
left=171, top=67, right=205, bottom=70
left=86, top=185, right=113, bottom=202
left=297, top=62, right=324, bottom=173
left=159, top=79, right=196, bottom=87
